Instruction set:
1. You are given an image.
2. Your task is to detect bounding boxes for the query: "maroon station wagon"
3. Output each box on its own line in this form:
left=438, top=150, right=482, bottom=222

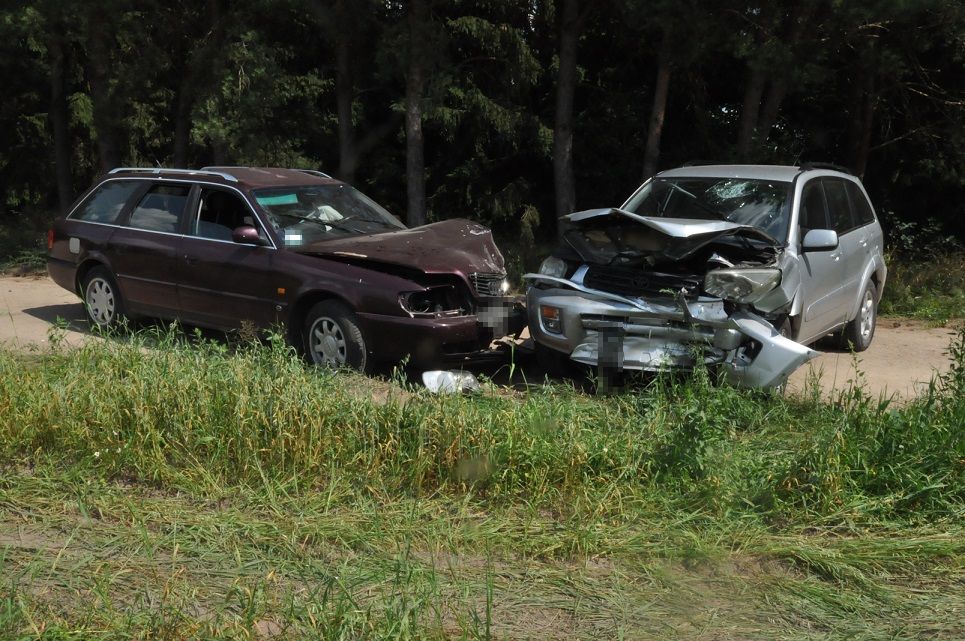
left=47, top=167, right=524, bottom=371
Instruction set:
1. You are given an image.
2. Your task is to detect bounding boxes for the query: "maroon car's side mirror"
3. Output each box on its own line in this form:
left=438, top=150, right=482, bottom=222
left=232, top=226, right=264, bottom=245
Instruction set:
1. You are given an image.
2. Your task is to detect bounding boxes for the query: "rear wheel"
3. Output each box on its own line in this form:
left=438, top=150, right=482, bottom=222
left=836, top=281, right=877, bottom=352
left=82, top=267, right=127, bottom=330
left=303, top=300, right=368, bottom=372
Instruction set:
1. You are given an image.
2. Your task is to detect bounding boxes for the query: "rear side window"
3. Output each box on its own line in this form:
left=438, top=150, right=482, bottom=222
left=846, top=182, right=876, bottom=226
left=128, top=184, right=191, bottom=233
left=71, top=181, right=141, bottom=223
left=800, top=181, right=829, bottom=231
left=823, top=179, right=857, bottom=234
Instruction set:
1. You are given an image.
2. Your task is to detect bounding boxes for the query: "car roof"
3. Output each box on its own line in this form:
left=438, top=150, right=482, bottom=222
left=105, top=166, right=341, bottom=189
left=655, top=164, right=854, bottom=183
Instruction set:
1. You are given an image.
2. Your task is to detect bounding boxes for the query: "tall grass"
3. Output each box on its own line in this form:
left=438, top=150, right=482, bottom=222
left=1, top=325, right=961, bottom=526
left=879, top=251, right=965, bottom=322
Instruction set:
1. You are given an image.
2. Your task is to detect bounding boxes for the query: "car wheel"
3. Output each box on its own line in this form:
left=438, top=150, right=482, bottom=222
left=82, top=267, right=127, bottom=329
left=303, top=300, right=368, bottom=371
left=837, top=281, right=877, bottom=352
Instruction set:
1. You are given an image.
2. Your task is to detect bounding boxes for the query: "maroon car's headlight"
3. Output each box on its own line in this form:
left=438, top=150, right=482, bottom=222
left=399, top=287, right=467, bottom=318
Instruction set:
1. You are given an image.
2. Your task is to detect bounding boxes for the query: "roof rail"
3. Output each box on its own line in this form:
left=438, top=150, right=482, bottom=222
left=109, top=167, right=238, bottom=182
left=299, top=169, right=333, bottom=179
left=681, top=159, right=722, bottom=167
left=799, top=162, right=852, bottom=175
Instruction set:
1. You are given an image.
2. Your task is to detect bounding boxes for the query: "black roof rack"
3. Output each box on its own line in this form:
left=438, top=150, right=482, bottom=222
left=798, top=162, right=853, bottom=175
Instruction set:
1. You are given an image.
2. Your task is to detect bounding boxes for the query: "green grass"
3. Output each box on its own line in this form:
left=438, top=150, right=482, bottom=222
left=0, top=213, right=52, bottom=275
left=0, top=326, right=963, bottom=638
left=879, top=252, right=965, bottom=322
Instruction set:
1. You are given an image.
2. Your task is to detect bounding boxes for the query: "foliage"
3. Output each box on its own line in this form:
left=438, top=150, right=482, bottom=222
left=0, top=1, right=963, bottom=248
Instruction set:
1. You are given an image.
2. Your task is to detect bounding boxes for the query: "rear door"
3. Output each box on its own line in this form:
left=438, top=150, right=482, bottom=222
left=797, top=179, right=848, bottom=340
left=177, top=186, right=280, bottom=329
left=109, top=182, right=192, bottom=318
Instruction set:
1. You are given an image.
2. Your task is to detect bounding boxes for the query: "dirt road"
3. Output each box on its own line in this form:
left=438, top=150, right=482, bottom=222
left=1, top=274, right=958, bottom=400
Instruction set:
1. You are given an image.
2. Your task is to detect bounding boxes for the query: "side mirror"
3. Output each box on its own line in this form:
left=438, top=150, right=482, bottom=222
left=802, top=228, right=838, bottom=252
left=232, top=225, right=264, bottom=245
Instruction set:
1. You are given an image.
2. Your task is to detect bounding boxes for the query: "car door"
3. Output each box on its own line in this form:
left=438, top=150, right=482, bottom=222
left=108, top=181, right=192, bottom=318
left=824, top=178, right=864, bottom=320
left=177, top=186, right=281, bottom=329
left=796, top=179, right=848, bottom=341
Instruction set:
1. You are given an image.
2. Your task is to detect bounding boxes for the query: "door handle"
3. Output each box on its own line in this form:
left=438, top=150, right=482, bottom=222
left=184, top=254, right=197, bottom=265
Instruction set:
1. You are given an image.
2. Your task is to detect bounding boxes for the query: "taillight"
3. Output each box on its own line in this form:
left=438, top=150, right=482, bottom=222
left=47, top=228, right=55, bottom=250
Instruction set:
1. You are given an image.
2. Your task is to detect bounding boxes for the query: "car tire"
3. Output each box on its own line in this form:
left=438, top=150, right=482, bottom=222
left=303, top=300, right=369, bottom=372
left=837, top=281, right=877, bottom=352
left=81, top=266, right=127, bottom=330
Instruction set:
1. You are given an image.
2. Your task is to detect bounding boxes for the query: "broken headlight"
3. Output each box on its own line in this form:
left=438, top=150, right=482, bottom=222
left=704, top=268, right=781, bottom=304
left=538, top=256, right=567, bottom=278
left=400, top=286, right=466, bottom=317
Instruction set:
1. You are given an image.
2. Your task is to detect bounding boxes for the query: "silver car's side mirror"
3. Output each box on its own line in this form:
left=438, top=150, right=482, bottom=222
left=802, top=228, right=838, bottom=252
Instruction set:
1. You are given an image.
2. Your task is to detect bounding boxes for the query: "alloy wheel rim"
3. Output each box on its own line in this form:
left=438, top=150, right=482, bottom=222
left=86, top=278, right=115, bottom=326
left=310, top=317, right=347, bottom=366
left=859, top=290, right=874, bottom=341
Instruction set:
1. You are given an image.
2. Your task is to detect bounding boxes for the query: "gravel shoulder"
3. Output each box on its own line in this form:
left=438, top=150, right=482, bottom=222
left=1, top=274, right=958, bottom=401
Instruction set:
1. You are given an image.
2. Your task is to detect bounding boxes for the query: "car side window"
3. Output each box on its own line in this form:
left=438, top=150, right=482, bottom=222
left=799, top=181, right=829, bottom=233
left=71, top=181, right=142, bottom=223
left=127, top=184, right=191, bottom=233
left=846, top=181, right=876, bottom=226
left=190, top=189, right=263, bottom=242
left=824, top=179, right=857, bottom=234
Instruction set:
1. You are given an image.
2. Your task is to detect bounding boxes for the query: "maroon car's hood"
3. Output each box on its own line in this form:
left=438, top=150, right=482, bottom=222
left=297, top=219, right=506, bottom=275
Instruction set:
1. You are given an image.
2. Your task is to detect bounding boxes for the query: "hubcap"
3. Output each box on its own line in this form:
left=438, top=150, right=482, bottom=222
left=309, top=317, right=347, bottom=366
left=859, top=290, right=874, bottom=341
left=86, top=278, right=115, bottom=326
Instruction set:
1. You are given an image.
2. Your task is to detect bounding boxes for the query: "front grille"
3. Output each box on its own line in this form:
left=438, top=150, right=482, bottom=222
left=583, top=265, right=700, bottom=298
left=470, top=272, right=506, bottom=296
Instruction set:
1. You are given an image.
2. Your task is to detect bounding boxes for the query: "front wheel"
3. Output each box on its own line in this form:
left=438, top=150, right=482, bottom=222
left=302, top=300, right=369, bottom=372
left=837, top=281, right=877, bottom=352
left=82, top=267, right=127, bottom=330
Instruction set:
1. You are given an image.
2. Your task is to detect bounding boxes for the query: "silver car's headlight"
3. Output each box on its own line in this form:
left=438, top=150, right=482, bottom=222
left=538, top=256, right=567, bottom=278
left=704, top=268, right=781, bottom=303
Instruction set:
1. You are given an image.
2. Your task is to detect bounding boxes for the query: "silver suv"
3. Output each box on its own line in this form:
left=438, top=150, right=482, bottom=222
left=525, top=164, right=887, bottom=388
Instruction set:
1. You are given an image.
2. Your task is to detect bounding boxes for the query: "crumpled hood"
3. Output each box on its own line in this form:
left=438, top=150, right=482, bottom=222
left=564, top=208, right=780, bottom=262
left=296, top=218, right=506, bottom=275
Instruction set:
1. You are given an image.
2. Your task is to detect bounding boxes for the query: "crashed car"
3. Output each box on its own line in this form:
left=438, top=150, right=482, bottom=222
left=48, top=166, right=523, bottom=371
left=525, top=164, right=887, bottom=388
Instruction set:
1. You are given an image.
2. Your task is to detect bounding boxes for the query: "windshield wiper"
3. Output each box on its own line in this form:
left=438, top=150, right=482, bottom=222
left=272, top=212, right=364, bottom=234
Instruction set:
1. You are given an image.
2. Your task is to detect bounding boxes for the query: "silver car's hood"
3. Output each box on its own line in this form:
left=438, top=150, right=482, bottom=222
left=563, top=208, right=780, bottom=262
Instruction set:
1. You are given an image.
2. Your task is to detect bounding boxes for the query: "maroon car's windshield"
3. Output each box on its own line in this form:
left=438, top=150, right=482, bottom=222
left=254, top=184, right=405, bottom=247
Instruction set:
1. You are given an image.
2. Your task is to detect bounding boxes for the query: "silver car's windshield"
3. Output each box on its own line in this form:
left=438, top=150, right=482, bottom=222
left=253, top=184, right=405, bottom=246
left=622, top=177, right=792, bottom=242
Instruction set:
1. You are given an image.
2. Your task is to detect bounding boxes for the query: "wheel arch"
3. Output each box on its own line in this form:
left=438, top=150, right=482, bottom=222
left=74, top=258, right=109, bottom=296
left=287, top=289, right=356, bottom=349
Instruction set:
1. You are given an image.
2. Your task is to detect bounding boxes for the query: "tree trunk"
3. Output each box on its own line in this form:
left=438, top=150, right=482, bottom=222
left=757, top=76, right=788, bottom=142
left=405, top=0, right=428, bottom=227
left=48, top=18, right=73, bottom=211
left=736, top=66, right=767, bottom=161
left=86, top=7, right=121, bottom=171
left=642, top=39, right=672, bottom=180
left=756, top=3, right=816, bottom=144
left=849, top=73, right=876, bottom=178
left=173, top=0, right=223, bottom=167
left=553, top=0, right=580, bottom=233
left=334, top=0, right=358, bottom=182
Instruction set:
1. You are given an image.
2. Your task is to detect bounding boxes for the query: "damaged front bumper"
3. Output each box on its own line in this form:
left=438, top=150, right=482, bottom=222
left=525, top=274, right=817, bottom=388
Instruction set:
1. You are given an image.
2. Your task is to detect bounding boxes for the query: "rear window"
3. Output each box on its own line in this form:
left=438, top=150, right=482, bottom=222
left=128, top=184, right=191, bottom=233
left=71, top=181, right=142, bottom=223
left=846, top=182, right=876, bottom=226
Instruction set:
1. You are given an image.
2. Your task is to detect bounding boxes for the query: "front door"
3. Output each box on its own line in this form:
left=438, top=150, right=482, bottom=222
left=177, top=187, right=280, bottom=329
left=797, top=179, right=847, bottom=341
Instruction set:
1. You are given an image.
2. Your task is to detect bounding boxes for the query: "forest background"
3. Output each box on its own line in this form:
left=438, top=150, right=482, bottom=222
left=2, top=0, right=963, bottom=261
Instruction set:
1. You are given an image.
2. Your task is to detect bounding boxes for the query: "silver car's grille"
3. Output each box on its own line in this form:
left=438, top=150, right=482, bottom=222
left=583, top=265, right=700, bottom=297
left=470, top=272, right=506, bottom=296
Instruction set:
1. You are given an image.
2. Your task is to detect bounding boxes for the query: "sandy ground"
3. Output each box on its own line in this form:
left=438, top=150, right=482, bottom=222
left=1, top=274, right=959, bottom=401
